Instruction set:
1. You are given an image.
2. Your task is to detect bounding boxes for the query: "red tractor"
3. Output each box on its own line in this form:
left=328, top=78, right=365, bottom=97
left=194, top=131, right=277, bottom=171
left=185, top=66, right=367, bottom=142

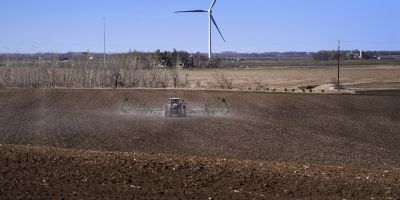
left=165, top=98, right=187, bottom=117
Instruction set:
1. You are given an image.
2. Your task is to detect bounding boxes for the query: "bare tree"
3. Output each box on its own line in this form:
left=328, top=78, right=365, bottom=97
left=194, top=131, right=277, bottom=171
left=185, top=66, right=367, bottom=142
left=252, top=77, right=268, bottom=90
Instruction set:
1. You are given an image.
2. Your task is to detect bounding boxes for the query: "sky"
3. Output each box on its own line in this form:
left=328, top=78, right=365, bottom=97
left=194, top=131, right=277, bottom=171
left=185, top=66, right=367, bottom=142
left=1, top=0, right=399, bottom=53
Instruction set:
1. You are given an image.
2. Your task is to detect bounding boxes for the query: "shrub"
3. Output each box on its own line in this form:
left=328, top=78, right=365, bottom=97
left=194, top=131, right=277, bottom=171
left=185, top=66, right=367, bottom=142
left=252, top=78, right=268, bottom=91
left=216, top=75, right=233, bottom=89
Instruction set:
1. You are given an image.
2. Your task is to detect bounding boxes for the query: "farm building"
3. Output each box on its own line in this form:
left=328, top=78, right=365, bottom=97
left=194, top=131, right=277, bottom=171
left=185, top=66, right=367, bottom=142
left=378, top=55, right=400, bottom=60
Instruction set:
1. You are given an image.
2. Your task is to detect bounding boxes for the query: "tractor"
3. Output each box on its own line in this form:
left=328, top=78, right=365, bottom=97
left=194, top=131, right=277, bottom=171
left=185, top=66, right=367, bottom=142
left=165, top=98, right=187, bottom=117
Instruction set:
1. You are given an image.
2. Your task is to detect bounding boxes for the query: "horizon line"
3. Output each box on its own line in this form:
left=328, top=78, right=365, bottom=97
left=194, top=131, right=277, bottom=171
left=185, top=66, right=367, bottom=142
left=1, top=49, right=400, bottom=55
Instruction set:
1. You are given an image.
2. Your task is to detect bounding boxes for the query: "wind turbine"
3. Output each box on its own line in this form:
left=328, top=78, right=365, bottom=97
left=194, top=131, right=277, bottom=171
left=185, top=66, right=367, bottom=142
left=175, top=0, right=226, bottom=59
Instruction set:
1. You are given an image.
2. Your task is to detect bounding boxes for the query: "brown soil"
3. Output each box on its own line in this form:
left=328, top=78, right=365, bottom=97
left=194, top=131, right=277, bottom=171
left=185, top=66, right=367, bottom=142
left=1, top=144, right=400, bottom=199
left=1, top=89, right=400, bottom=199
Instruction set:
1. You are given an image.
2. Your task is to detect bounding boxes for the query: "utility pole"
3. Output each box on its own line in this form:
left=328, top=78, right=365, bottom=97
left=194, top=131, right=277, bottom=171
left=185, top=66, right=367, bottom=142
left=103, top=17, right=106, bottom=67
left=337, top=40, right=341, bottom=90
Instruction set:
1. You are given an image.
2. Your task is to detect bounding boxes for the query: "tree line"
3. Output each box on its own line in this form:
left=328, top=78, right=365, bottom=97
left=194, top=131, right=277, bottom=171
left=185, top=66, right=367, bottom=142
left=0, top=49, right=211, bottom=69
left=0, top=49, right=219, bottom=89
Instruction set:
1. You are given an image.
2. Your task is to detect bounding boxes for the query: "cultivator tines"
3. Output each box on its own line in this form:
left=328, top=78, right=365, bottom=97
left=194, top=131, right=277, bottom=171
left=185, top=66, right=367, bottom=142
left=186, top=109, right=208, bottom=116
left=121, top=96, right=163, bottom=115
left=184, top=98, right=230, bottom=116
left=204, top=97, right=229, bottom=116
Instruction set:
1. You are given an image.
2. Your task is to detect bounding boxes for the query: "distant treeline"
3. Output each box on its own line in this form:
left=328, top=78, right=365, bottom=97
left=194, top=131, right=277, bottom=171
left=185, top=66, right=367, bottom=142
left=0, top=49, right=211, bottom=69
left=2, top=50, right=400, bottom=66
left=0, top=49, right=220, bottom=89
left=216, top=51, right=313, bottom=60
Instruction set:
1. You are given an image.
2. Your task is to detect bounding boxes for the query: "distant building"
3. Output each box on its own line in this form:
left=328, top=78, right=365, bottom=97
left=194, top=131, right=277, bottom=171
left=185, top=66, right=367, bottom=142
left=378, top=55, right=399, bottom=60
left=359, top=50, right=363, bottom=59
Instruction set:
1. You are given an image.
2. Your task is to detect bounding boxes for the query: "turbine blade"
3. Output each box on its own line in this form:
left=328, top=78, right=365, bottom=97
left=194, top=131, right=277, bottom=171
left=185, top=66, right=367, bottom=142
left=174, top=10, right=208, bottom=13
left=209, top=0, right=217, bottom=11
left=211, top=15, right=226, bottom=42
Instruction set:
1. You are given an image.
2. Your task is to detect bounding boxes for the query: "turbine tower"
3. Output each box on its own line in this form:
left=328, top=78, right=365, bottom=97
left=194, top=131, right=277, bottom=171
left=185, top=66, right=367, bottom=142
left=175, top=0, right=226, bottom=59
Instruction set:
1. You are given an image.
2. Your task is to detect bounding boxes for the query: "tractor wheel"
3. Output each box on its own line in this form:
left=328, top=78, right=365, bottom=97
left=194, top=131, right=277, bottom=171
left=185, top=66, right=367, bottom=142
left=164, top=107, right=169, bottom=117
left=183, top=108, right=187, bottom=117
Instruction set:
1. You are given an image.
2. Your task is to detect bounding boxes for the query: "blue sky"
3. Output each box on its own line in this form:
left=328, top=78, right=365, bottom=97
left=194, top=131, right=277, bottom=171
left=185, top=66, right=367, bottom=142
left=1, top=0, right=399, bottom=53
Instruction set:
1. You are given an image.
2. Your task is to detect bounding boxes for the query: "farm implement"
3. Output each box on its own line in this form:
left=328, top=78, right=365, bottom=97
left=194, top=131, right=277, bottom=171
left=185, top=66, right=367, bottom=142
left=121, top=97, right=229, bottom=117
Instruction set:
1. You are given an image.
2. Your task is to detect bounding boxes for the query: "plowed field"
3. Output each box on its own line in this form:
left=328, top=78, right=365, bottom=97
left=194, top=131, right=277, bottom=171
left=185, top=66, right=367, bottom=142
left=1, top=89, right=400, bottom=199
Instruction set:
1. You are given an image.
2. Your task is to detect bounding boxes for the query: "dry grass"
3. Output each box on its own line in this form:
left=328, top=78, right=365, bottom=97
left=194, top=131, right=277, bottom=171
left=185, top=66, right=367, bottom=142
left=0, top=67, right=183, bottom=89
left=1, top=64, right=399, bottom=91
left=181, top=65, right=400, bottom=90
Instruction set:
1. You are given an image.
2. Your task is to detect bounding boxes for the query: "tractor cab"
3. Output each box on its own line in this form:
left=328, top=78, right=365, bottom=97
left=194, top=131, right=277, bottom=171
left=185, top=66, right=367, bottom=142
left=165, top=98, right=187, bottom=117
left=169, top=98, right=181, bottom=109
